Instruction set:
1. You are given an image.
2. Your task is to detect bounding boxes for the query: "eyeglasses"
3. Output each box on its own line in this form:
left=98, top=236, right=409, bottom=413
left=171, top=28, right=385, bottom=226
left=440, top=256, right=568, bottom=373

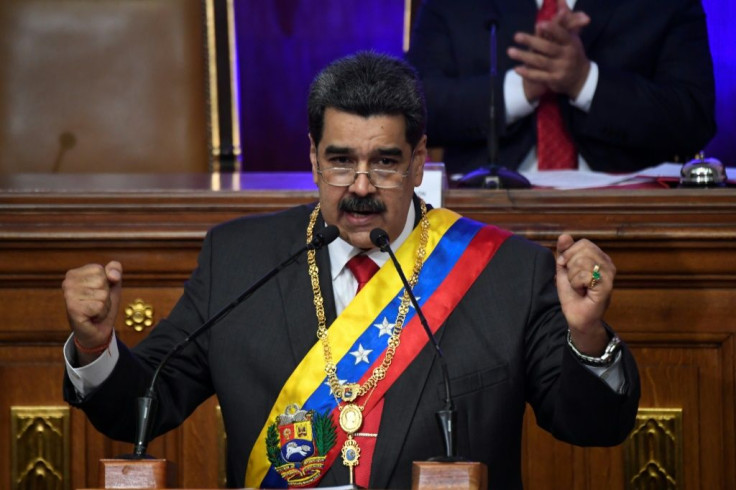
left=316, top=159, right=412, bottom=189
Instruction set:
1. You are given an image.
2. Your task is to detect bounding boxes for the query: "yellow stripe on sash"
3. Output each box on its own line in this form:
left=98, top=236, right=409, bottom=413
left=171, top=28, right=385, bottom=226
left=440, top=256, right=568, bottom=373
left=245, top=208, right=462, bottom=487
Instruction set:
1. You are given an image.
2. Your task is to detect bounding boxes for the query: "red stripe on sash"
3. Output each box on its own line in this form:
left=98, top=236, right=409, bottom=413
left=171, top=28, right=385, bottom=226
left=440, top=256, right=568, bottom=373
left=326, top=224, right=510, bottom=480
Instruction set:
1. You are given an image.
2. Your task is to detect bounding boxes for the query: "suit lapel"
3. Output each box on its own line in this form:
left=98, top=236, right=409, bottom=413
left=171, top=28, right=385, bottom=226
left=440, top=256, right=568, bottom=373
left=575, top=0, right=619, bottom=51
left=276, top=212, right=337, bottom=369
left=273, top=219, right=352, bottom=485
left=495, top=0, right=537, bottom=40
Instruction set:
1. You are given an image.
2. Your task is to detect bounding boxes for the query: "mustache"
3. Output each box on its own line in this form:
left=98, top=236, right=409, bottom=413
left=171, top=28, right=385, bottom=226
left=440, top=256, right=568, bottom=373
left=339, top=196, right=386, bottom=214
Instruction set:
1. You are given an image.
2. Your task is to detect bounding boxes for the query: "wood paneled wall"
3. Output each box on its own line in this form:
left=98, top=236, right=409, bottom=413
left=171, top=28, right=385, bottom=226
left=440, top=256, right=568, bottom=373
left=0, top=1, right=211, bottom=174
left=1, top=176, right=735, bottom=489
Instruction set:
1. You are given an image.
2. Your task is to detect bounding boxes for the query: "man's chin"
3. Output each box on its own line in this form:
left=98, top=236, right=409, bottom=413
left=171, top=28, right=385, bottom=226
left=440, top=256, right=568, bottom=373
left=342, top=229, right=375, bottom=250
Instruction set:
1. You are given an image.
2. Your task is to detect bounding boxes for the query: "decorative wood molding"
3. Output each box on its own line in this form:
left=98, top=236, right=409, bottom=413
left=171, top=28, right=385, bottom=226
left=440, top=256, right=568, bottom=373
left=205, top=0, right=241, bottom=171
left=0, top=3, right=210, bottom=173
left=216, top=405, right=227, bottom=488
left=205, top=0, right=220, bottom=165
left=10, top=406, right=70, bottom=490
left=625, top=408, right=683, bottom=490
left=124, top=298, right=155, bottom=332
left=0, top=181, right=734, bottom=488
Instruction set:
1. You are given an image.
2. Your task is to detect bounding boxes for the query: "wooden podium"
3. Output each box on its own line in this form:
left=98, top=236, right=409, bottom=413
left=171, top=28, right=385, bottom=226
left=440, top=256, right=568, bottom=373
left=3, top=175, right=736, bottom=489
left=91, top=458, right=486, bottom=489
left=97, top=459, right=176, bottom=489
left=412, top=461, right=488, bottom=489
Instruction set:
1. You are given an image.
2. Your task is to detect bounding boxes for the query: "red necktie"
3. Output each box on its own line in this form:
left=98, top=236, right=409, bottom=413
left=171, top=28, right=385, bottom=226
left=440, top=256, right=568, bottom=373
left=345, top=253, right=382, bottom=487
left=346, top=254, right=379, bottom=293
left=535, top=0, right=577, bottom=170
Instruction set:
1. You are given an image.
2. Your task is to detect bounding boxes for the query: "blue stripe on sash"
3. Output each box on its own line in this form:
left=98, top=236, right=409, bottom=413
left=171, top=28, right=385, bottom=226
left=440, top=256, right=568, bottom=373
left=301, top=217, right=483, bottom=416
left=259, top=217, right=486, bottom=488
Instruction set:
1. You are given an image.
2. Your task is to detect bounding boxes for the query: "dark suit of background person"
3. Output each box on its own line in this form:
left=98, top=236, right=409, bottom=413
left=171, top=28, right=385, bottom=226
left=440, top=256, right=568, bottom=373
left=406, top=0, right=717, bottom=175
left=62, top=197, right=639, bottom=489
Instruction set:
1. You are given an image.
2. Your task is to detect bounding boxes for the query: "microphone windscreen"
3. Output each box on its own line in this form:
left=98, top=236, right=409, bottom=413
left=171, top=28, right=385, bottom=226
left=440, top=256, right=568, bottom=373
left=316, top=225, right=340, bottom=247
left=370, top=228, right=390, bottom=248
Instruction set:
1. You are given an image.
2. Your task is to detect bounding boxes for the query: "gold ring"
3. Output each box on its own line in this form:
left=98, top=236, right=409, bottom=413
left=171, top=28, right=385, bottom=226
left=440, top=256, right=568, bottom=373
left=589, top=264, right=601, bottom=289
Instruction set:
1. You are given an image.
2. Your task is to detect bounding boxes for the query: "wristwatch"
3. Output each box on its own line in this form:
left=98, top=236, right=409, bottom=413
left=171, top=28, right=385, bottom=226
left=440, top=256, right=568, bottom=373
left=567, top=329, right=621, bottom=367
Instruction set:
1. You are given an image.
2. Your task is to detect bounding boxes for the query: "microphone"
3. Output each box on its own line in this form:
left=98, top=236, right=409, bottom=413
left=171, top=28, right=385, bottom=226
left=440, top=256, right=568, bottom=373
left=51, top=131, right=77, bottom=173
left=457, top=18, right=531, bottom=190
left=369, top=228, right=459, bottom=460
left=129, top=224, right=340, bottom=458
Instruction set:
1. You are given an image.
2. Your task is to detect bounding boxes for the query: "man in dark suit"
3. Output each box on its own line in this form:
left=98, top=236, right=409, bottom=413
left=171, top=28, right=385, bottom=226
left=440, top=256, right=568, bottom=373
left=406, top=0, right=717, bottom=175
left=62, top=51, right=639, bottom=488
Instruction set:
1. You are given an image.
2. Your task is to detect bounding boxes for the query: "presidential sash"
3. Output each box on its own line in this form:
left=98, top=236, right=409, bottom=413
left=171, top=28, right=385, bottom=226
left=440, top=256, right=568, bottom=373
left=245, top=208, right=511, bottom=488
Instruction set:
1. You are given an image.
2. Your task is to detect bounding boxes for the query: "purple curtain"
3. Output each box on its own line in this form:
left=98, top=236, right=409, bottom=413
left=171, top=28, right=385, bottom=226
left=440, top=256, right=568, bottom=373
left=234, top=0, right=735, bottom=172
left=702, top=0, right=736, bottom=166
left=234, top=0, right=405, bottom=172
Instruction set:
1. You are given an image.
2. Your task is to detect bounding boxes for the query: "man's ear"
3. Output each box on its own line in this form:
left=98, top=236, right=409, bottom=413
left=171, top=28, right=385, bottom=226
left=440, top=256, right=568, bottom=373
left=411, top=135, right=428, bottom=187
left=309, top=133, right=319, bottom=185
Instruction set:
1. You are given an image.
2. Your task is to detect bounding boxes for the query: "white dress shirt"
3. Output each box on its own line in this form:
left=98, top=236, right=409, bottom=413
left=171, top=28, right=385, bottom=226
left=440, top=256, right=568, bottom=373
left=504, top=0, right=597, bottom=171
left=329, top=201, right=416, bottom=314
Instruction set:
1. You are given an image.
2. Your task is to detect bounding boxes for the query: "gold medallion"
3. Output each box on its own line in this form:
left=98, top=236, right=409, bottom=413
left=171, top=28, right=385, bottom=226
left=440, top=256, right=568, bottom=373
left=339, top=403, right=363, bottom=434
left=341, top=437, right=361, bottom=485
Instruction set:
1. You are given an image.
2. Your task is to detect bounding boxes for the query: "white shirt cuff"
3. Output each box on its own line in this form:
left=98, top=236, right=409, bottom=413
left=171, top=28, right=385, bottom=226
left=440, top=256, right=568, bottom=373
left=504, top=69, right=537, bottom=125
left=64, top=331, right=119, bottom=398
left=570, top=61, right=598, bottom=113
left=583, top=351, right=626, bottom=393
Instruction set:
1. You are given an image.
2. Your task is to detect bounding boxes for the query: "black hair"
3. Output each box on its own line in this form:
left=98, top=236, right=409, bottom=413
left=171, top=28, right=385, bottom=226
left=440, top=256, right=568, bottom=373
left=307, top=51, right=427, bottom=149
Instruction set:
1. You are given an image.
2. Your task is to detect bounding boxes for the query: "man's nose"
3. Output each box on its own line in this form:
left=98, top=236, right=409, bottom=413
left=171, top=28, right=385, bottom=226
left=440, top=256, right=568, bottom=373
left=350, top=171, right=377, bottom=195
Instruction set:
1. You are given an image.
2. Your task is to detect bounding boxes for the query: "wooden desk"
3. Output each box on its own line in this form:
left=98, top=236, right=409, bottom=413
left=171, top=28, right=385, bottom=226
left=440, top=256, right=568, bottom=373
left=1, top=174, right=735, bottom=489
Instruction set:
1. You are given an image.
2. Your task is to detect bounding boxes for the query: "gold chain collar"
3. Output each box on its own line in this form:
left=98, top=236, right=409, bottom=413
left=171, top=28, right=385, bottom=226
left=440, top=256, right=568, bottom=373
left=305, top=200, right=429, bottom=401
left=306, top=200, right=429, bottom=484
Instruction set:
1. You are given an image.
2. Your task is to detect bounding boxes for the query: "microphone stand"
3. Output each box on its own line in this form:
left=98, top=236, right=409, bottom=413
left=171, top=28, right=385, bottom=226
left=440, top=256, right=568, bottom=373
left=127, top=225, right=340, bottom=459
left=97, top=226, right=340, bottom=488
left=370, top=229, right=487, bottom=489
left=370, top=229, right=457, bottom=459
left=457, top=19, right=530, bottom=190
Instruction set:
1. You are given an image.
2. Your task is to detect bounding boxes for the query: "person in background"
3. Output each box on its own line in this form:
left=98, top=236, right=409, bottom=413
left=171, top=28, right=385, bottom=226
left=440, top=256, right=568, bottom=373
left=406, top=0, right=716, bottom=176
left=62, top=51, right=639, bottom=489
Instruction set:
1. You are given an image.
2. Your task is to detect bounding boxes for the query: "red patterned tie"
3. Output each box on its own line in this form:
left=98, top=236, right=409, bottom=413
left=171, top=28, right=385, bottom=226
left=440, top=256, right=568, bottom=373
left=536, top=0, right=577, bottom=170
left=346, top=254, right=379, bottom=293
left=345, top=254, right=382, bottom=487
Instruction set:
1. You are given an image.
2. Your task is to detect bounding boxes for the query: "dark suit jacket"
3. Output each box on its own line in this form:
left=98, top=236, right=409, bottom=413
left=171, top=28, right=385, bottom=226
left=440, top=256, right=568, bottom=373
left=406, top=0, right=716, bottom=174
left=64, top=203, right=640, bottom=489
